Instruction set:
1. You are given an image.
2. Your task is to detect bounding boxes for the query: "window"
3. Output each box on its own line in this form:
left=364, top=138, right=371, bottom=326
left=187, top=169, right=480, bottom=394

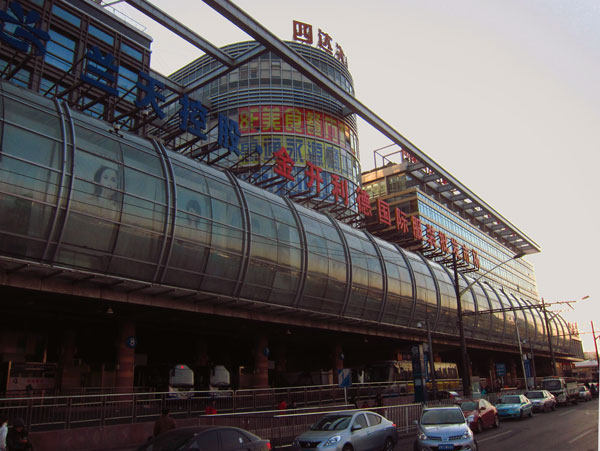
left=121, top=42, right=143, bottom=61
left=51, top=5, right=81, bottom=27
left=118, top=65, right=138, bottom=103
left=366, top=413, right=382, bottom=426
left=190, top=430, right=219, bottom=450
left=88, top=24, right=114, bottom=46
left=220, top=429, right=250, bottom=450
left=353, top=413, right=368, bottom=429
left=45, top=29, right=76, bottom=72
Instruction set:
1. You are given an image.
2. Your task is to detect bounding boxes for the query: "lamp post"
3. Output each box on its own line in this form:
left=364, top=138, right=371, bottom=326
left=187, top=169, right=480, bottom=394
left=454, top=251, right=525, bottom=398
left=541, top=298, right=557, bottom=376
left=513, top=314, right=529, bottom=391
left=592, top=321, right=599, bottom=377
left=418, top=318, right=438, bottom=401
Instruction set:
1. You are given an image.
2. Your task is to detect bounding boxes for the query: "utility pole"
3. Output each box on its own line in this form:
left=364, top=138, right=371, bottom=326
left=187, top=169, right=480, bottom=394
left=592, top=321, right=599, bottom=376
left=514, top=314, right=529, bottom=391
left=425, top=318, right=438, bottom=400
left=453, top=254, right=471, bottom=398
left=542, top=298, right=557, bottom=376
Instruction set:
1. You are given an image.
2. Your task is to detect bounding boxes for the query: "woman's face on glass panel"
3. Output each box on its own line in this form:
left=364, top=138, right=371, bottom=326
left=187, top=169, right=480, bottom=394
left=100, top=168, right=118, bottom=191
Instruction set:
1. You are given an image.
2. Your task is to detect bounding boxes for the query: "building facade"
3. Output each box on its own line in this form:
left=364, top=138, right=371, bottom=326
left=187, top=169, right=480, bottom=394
left=0, top=0, right=583, bottom=393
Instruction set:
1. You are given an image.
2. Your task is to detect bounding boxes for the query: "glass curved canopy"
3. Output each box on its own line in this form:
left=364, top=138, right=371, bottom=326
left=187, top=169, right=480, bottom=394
left=0, top=81, right=575, bottom=355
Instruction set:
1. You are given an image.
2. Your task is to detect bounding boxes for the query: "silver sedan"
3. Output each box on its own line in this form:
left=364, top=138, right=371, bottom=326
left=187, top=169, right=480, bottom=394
left=293, top=410, right=398, bottom=451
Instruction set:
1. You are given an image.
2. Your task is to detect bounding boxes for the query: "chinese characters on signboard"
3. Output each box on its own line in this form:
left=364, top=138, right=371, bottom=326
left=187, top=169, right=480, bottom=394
left=292, top=20, right=347, bottom=67
left=238, top=105, right=353, bottom=152
left=375, top=198, right=480, bottom=270
left=0, top=1, right=241, bottom=154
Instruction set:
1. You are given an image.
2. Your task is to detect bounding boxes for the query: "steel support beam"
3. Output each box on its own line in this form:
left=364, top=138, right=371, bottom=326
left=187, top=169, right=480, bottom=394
left=124, top=0, right=235, bottom=67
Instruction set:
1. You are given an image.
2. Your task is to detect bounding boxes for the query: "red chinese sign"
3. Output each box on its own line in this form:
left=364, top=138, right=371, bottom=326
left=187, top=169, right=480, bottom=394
left=291, top=20, right=348, bottom=66
left=238, top=105, right=351, bottom=150
left=374, top=198, right=481, bottom=270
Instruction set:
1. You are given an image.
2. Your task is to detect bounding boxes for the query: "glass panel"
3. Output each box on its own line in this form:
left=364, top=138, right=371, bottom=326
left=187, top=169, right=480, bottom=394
left=52, top=5, right=81, bottom=27
left=88, top=24, right=115, bottom=46
left=4, top=98, right=61, bottom=140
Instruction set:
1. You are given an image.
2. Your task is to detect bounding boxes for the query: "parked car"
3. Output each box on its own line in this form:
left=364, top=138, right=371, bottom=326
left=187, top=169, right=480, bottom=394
left=460, top=398, right=499, bottom=432
left=293, top=410, right=397, bottom=451
left=578, top=385, right=592, bottom=402
left=135, top=426, right=271, bottom=451
left=414, top=406, right=478, bottom=451
left=525, top=390, right=556, bottom=412
left=496, top=394, right=533, bottom=420
left=437, top=390, right=463, bottom=403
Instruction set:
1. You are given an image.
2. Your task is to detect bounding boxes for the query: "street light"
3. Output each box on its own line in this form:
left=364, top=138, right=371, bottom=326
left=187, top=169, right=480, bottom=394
left=417, top=318, right=437, bottom=400
left=513, top=313, right=529, bottom=391
left=454, top=251, right=525, bottom=397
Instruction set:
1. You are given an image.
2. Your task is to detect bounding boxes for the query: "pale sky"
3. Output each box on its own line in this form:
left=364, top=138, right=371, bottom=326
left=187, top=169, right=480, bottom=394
left=113, top=0, right=600, bottom=353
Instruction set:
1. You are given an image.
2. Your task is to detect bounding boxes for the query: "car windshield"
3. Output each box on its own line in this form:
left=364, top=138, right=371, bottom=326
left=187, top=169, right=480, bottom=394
left=542, top=380, right=561, bottom=390
left=579, top=387, right=586, bottom=391
left=311, top=415, right=352, bottom=431
left=501, top=396, right=521, bottom=404
left=421, top=409, right=465, bottom=425
left=526, top=391, right=543, bottom=399
left=460, top=401, right=477, bottom=411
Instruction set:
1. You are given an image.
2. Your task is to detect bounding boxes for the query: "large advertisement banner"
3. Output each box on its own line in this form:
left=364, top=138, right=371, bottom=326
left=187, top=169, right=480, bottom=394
left=239, top=105, right=352, bottom=152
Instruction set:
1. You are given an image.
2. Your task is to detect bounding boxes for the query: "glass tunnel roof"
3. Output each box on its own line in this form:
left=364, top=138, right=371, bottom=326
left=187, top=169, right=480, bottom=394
left=0, top=81, right=576, bottom=355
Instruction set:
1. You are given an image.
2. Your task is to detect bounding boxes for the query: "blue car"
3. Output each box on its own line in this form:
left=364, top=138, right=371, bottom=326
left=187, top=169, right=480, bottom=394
left=496, top=394, right=533, bottom=420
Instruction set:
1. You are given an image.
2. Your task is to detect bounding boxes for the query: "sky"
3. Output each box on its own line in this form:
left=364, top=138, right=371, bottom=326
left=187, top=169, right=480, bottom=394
left=112, top=0, right=600, bottom=353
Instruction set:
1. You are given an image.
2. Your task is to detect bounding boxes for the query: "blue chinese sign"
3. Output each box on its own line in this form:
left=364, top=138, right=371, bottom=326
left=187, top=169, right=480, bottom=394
left=0, top=1, right=241, bottom=156
left=0, top=1, right=49, bottom=55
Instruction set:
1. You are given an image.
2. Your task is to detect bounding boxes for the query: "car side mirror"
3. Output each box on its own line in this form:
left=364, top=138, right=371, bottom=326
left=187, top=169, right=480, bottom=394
left=479, top=407, right=485, bottom=411
left=351, top=424, right=362, bottom=432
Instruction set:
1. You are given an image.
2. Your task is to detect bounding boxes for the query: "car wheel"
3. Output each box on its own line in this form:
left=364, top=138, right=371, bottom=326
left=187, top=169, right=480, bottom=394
left=343, top=445, right=353, bottom=451
left=493, top=414, right=499, bottom=428
left=476, top=419, right=483, bottom=433
left=383, top=437, right=394, bottom=451
left=413, top=440, right=420, bottom=451
left=519, top=409, right=523, bottom=420
left=551, top=404, right=556, bottom=411
left=529, top=409, right=533, bottom=418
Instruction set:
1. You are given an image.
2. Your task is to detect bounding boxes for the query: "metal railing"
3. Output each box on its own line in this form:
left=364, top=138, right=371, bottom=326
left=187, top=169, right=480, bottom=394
left=0, top=380, right=462, bottom=432
left=198, top=400, right=455, bottom=448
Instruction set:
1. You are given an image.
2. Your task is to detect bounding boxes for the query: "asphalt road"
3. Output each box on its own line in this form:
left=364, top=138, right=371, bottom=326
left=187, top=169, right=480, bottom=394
left=396, top=398, right=598, bottom=451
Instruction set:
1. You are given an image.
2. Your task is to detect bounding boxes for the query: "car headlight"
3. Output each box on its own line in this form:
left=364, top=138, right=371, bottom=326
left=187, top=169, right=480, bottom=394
left=466, top=414, right=474, bottom=422
left=417, top=431, right=429, bottom=440
left=323, top=435, right=341, bottom=447
left=461, top=430, right=472, bottom=439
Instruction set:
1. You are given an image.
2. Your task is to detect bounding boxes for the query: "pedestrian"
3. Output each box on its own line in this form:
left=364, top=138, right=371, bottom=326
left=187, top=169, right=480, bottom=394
left=0, top=417, right=8, bottom=451
left=277, top=398, right=287, bottom=411
left=205, top=400, right=218, bottom=415
left=7, top=418, right=33, bottom=450
left=153, top=408, right=176, bottom=437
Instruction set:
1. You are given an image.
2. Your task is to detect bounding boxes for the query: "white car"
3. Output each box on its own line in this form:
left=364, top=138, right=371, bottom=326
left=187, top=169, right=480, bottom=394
left=578, top=386, right=592, bottom=401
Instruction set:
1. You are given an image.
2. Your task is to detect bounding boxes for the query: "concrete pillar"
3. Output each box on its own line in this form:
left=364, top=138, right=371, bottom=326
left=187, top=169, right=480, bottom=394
left=332, top=343, right=344, bottom=384
left=253, top=335, right=269, bottom=388
left=115, top=317, right=136, bottom=389
left=58, top=330, right=78, bottom=389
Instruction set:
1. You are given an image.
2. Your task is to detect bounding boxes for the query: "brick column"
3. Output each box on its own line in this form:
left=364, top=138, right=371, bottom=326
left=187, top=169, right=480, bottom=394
left=115, top=317, right=136, bottom=390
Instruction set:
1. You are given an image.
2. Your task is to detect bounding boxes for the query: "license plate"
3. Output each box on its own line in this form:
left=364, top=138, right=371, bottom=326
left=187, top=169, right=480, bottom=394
left=438, top=445, right=454, bottom=450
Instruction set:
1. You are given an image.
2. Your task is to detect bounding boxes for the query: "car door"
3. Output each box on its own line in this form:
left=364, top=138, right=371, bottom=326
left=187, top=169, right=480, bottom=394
left=350, top=413, right=371, bottom=451
left=188, top=430, right=220, bottom=450
left=219, top=428, right=255, bottom=451
left=478, top=400, right=490, bottom=427
left=365, top=412, right=385, bottom=449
